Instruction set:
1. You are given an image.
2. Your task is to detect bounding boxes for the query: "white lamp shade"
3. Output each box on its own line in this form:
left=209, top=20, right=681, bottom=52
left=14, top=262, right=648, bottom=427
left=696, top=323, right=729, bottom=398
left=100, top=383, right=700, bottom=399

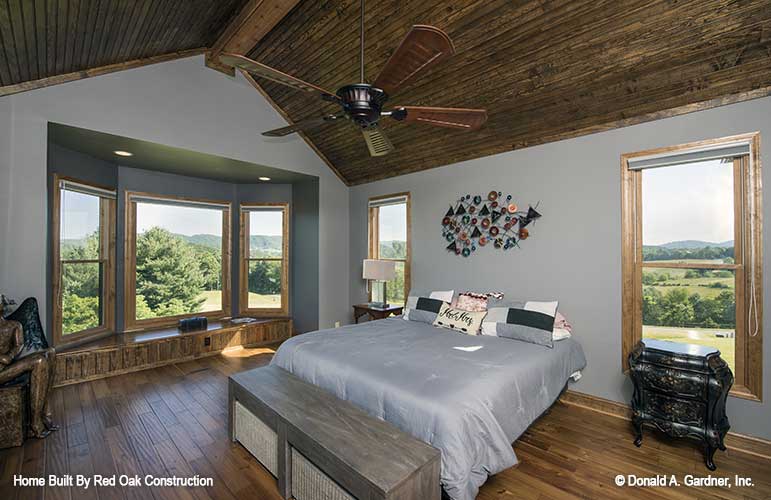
left=363, top=259, right=396, bottom=281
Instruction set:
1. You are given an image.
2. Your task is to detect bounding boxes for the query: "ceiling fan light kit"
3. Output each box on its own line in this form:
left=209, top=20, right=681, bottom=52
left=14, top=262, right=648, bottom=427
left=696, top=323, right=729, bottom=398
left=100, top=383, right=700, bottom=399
left=222, top=0, right=487, bottom=157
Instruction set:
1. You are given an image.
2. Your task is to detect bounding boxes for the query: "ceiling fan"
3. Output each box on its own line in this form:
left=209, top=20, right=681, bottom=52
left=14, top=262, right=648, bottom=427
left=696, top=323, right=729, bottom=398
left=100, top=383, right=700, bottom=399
left=219, top=0, right=487, bottom=157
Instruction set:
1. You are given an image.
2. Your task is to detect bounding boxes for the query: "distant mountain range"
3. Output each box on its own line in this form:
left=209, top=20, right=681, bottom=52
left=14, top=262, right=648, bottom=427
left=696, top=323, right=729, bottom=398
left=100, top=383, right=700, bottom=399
left=177, top=233, right=282, bottom=252
left=63, top=231, right=282, bottom=255
left=651, top=240, right=733, bottom=249
left=180, top=234, right=222, bottom=249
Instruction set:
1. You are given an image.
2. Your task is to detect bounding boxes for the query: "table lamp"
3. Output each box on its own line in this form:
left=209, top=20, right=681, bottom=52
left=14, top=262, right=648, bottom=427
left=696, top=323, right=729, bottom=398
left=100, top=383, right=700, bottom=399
left=363, top=259, right=396, bottom=308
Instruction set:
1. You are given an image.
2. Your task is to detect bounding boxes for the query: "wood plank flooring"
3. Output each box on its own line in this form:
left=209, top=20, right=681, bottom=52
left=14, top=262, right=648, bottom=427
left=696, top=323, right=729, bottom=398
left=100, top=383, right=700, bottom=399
left=1, top=346, right=769, bottom=500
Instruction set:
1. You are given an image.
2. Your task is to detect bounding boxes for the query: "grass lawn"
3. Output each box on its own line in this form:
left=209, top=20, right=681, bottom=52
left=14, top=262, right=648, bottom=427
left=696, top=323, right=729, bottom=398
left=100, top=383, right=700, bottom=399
left=643, top=325, right=735, bottom=371
left=197, top=290, right=222, bottom=312
left=647, top=282, right=733, bottom=299
left=248, top=292, right=281, bottom=308
left=643, top=266, right=734, bottom=299
left=642, top=258, right=729, bottom=266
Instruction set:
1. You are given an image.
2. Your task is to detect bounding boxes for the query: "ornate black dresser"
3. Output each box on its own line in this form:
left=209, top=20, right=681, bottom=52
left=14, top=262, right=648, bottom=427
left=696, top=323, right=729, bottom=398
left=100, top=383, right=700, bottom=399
left=628, top=339, right=733, bottom=470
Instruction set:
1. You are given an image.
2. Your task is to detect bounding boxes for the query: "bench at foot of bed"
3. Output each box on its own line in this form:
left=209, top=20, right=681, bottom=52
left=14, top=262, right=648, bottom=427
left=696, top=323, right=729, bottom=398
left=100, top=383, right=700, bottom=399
left=229, top=365, right=441, bottom=500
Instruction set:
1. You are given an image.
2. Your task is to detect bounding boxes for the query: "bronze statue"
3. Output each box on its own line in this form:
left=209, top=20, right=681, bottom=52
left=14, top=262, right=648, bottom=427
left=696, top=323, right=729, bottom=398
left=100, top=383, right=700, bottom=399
left=0, top=296, right=58, bottom=438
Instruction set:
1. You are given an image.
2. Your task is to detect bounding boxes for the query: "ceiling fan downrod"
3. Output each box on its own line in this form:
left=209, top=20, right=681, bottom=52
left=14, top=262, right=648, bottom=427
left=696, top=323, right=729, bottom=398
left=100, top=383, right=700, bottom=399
left=360, top=0, right=365, bottom=83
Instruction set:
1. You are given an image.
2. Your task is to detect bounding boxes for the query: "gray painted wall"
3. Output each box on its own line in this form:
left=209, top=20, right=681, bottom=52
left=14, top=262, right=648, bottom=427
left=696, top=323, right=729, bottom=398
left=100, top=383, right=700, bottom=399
left=0, top=99, right=12, bottom=294
left=291, top=179, right=320, bottom=333
left=0, top=55, right=349, bottom=331
left=45, top=144, right=318, bottom=335
left=350, top=96, right=771, bottom=440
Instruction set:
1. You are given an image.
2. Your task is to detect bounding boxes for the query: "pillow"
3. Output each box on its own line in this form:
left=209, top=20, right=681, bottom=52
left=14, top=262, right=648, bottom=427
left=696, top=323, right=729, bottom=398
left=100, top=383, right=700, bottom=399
left=454, top=291, right=504, bottom=312
left=481, top=300, right=558, bottom=347
left=554, top=311, right=572, bottom=332
left=403, top=295, right=448, bottom=324
left=5, top=297, right=49, bottom=357
left=454, top=293, right=487, bottom=312
left=432, top=303, right=487, bottom=335
left=428, top=290, right=455, bottom=302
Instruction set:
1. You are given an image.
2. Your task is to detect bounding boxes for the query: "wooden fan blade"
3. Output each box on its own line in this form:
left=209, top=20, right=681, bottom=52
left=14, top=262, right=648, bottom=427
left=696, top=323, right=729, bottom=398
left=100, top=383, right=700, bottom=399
left=373, top=26, right=455, bottom=95
left=220, top=53, right=338, bottom=101
left=361, top=125, right=394, bottom=157
left=391, top=106, right=487, bottom=130
left=262, top=114, right=342, bottom=137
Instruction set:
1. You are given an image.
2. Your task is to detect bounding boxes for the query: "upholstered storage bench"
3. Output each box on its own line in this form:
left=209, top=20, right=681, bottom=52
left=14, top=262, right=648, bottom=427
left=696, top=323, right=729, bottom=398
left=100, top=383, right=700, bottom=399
left=229, top=365, right=441, bottom=500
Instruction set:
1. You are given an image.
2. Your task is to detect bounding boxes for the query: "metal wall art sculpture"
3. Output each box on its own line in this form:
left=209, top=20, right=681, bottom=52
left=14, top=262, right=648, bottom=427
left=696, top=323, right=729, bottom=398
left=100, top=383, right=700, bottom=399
left=442, top=191, right=541, bottom=257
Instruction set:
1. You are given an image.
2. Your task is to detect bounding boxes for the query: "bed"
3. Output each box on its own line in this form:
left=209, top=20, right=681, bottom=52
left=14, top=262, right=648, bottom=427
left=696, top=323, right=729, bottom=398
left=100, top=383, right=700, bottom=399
left=270, top=316, right=586, bottom=500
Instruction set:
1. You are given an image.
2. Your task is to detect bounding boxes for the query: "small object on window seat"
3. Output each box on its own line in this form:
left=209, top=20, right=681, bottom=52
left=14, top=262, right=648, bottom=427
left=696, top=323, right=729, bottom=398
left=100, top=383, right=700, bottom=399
left=178, top=316, right=208, bottom=332
left=231, top=317, right=257, bottom=324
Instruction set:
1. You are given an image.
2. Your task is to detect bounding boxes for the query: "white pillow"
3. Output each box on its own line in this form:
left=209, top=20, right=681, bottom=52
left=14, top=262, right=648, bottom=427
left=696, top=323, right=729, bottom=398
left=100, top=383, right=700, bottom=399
left=429, top=290, right=455, bottom=302
left=553, top=327, right=572, bottom=341
left=432, top=303, right=487, bottom=335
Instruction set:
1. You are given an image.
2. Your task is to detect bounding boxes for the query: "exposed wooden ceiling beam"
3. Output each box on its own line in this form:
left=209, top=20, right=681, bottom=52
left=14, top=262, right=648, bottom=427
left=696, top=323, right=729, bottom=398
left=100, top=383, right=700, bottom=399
left=206, top=0, right=302, bottom=76
left=0, top=48, right=206, bottom=98
left=240, top=69, right=350, bottom=186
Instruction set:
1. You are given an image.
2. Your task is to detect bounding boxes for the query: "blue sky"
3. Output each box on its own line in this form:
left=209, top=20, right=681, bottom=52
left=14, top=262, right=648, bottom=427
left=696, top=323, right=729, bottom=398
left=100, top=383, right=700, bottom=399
left=642, top=159, right=734, bottom=246
left=60, top=190, right=99, bottom=239
left=62, top=194, right=283, bottom=238
left=136, top=203, right=223, bottom=236
left=378, top=203, right=407, bottom=241
left=64, top=168, right=724, bottom=246
left=249, top=210, right=283, bottom=236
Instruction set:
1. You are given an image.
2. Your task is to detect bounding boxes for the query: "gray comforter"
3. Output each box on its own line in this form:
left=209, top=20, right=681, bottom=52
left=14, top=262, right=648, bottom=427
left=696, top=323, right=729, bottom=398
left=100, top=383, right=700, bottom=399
left=270, top=317, right=586, bottom=500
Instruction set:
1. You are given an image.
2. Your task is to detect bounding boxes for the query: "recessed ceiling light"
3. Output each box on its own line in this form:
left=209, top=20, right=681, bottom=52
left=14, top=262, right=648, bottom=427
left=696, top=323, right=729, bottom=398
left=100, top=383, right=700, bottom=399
left=258, top=176, right=271, bottom=181
left=113, top=150, right=133, bottom=157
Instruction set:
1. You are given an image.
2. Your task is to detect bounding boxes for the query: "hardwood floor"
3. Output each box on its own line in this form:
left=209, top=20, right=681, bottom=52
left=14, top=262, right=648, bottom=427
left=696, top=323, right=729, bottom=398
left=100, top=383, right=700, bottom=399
left=1, top=347, right=769, bottom=500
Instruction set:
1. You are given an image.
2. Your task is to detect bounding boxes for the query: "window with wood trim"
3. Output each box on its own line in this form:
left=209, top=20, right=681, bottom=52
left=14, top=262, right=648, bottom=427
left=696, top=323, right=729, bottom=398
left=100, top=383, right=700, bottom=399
left=368, top=193, right=411, bottom=305
left=52, top=175, right=116, bottom=346
left=621, top=133, right=762, bottom=401
left=124, top=192, right=231, bottom=330
left=239, top=203, right=289, bottom=316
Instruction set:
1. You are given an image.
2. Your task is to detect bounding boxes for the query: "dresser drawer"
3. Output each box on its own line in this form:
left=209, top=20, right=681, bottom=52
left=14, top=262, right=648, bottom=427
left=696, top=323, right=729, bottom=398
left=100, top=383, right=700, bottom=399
left=644, top=391, right=705, bottom=427
left=640, top=364, right=707, bottom=399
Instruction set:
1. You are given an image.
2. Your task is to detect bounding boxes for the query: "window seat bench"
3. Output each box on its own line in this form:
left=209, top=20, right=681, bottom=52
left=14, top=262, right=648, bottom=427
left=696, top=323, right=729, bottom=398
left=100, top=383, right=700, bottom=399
left=54, top=318, right=292, bottom=387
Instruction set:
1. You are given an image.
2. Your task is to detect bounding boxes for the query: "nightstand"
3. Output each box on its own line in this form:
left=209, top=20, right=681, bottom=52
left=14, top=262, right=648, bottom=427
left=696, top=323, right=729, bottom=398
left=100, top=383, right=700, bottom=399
left=352, top=304, right=404, bottom=324
left=628, top=339, right=733, bottom=470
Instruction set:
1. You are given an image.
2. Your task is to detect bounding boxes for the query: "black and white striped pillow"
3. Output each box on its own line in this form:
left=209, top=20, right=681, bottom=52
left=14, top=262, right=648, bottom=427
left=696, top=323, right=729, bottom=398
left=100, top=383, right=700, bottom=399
left=481, top=301, right=558, bottom=347
left=404, top=295, right=447, bottom=324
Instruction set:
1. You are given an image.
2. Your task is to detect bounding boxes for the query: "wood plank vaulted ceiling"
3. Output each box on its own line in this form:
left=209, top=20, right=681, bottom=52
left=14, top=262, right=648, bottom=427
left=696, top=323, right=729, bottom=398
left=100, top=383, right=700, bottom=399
left=0, top=0, right=250, bottom=89
left=2, top=1, right=771, bottom=185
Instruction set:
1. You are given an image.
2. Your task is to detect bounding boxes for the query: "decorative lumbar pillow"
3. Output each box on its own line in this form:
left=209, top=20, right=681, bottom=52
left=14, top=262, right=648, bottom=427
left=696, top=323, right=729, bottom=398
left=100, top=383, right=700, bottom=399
left=481, top=300, right=558, bottom=347
left=454, top=291, right=505, bottom=312
left=403, top=295, right=448, bottom=324
left=433, top=303, right=487, bottom=335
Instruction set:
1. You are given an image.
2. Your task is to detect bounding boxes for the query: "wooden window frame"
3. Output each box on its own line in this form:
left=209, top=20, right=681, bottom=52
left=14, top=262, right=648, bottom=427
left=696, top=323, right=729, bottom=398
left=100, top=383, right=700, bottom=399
left=239, top=202, right=290, bottom=317
left=51, top=174, right=116, bottom=347
left=124, top=191, right=232, bottom=331
left=367, top=192, right=412, bottom=303
left=621, top=133, right=763, bottom=401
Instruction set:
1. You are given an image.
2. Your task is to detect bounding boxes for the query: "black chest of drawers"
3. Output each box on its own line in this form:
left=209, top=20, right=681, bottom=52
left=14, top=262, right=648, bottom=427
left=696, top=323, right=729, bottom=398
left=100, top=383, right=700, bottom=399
left=628, top=339, right=733, bottom=470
